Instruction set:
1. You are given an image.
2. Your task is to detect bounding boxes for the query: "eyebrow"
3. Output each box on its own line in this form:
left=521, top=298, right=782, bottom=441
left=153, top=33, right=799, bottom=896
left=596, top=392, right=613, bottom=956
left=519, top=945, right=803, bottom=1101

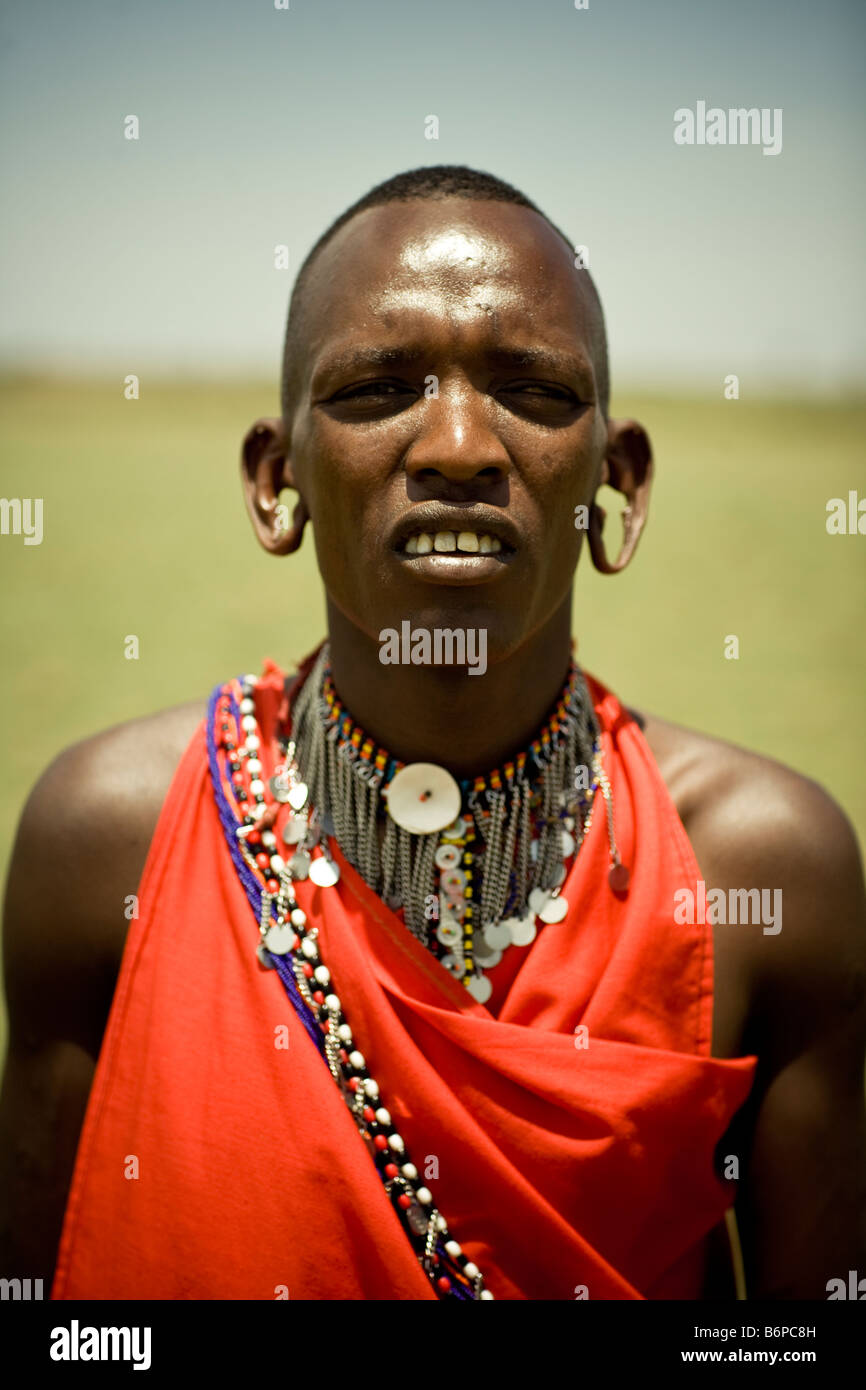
left=485, top=347, right=592, bottom=377
left=314, top=344, right=592, bottom=380
left=315, top=346, right=429, bottom=378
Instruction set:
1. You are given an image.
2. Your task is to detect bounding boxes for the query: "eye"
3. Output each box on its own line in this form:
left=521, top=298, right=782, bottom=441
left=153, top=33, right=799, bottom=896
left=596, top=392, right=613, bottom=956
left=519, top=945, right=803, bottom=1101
left=502, top=381, right=573, bottom=399
left=330, top=380, right=415, bottom=402
left=497, top=381, right=583, bottom=420
left=341, top=383, right=395, bottom=397
left=322, top=379, right=418, bottom=419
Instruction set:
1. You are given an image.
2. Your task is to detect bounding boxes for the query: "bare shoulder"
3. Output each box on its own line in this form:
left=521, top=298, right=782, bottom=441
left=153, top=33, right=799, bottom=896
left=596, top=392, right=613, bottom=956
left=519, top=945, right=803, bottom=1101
left=636, top=708, right=866, bottom=1066
left=636, top=708, right=863, bottom=901
left=3, top=700, right=207, bottom=1058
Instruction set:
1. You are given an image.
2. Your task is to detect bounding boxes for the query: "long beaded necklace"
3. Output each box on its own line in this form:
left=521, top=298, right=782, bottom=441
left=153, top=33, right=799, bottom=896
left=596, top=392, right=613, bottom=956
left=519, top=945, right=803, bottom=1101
left=206, top=653, right=629, bottom=1302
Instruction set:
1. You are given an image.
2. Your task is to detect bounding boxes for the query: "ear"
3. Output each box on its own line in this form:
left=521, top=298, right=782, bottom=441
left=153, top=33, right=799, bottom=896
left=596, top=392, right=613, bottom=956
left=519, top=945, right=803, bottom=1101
left=588, top=418, right=653, bottom=575
left=240, top=417, right=309, bottom=556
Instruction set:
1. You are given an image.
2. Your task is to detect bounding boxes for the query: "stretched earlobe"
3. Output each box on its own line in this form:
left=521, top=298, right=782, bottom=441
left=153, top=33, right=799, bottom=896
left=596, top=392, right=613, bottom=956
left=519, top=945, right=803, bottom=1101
left=240, top=417, right=309, bottom=556
left=588, top=501, right=638, bottom=574
left=588, top=418, right=653, bottom=576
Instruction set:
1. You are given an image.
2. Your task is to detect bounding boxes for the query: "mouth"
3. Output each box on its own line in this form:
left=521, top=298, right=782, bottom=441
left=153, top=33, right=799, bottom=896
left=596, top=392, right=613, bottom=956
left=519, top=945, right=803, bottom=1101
left=388, top=506, right=521, bottom=586
left=392, top=523, right=517, bottom=586
left=399, top=527, right=510, bottom=557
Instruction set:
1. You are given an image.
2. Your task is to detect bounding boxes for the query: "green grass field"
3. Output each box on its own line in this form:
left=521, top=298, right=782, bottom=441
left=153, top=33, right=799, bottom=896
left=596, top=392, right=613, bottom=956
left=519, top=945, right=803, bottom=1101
left=1, top=378, right=864, bottom=1057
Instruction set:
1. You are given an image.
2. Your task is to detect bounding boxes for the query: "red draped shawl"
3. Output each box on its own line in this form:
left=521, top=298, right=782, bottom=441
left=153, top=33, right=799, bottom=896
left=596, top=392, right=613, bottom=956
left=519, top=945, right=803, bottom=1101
left=51, top=659, right=757, bottom=1300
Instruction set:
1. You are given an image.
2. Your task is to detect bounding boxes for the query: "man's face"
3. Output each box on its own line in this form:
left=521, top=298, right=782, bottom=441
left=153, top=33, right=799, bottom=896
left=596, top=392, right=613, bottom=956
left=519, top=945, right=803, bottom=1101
left=286, top=198, right=608, bottom=663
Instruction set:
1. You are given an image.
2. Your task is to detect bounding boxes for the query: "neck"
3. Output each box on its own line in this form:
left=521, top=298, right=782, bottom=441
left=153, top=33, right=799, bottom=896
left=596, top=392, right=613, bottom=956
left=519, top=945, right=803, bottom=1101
left=325, top=597, right=575, bottom=780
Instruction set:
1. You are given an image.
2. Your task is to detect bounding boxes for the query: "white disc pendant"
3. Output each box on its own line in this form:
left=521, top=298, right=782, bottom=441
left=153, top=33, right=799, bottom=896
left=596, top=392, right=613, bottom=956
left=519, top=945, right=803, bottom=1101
left=269, top=773, right=292, bottom=803
left=466, top=973, right=492, bottom=1004
left=528, top=887, right=551, bottom=916
left=256, top=941, right=276, bottom=969
left=539, top=894, right=569, bottom=924
left=474, top=940, right=503, bottom=968
left=509, top=915, right=538, bottom=946
left=264, top=922, right=295, bottom=955
left=385, top=763, right=461, bottom=835
left=439, top=953, right=462, bottom=977
left=484, top=920, right=513, bottom=949
left=440, top=868, right=466, bottom=898
left=289, top=850, right=310, bottom=880
left=288, top=782, right=308, bottom=811
left=434, top=843, right=461, bottom=870
left=282, top=815, right=307, bottom=845
left=561, top=829, right=576, bottom=858
left=309, top=854, right=340, bottom=888
left=436, top=919, right=462, bottom=947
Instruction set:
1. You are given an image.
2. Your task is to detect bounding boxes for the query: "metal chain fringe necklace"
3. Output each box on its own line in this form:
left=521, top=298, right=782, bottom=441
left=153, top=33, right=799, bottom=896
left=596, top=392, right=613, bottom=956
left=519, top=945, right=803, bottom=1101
left=280, top=643, right=628, bottom=1001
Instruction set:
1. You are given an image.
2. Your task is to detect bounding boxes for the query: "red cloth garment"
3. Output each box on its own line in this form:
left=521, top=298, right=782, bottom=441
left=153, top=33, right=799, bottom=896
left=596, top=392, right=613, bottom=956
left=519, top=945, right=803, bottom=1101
left=51, top=659, right=758, bottom=1301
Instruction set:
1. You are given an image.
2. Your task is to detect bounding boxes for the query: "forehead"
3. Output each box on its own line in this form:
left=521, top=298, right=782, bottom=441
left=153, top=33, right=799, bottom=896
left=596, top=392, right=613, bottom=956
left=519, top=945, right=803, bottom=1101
left=299, top=198, right=599, bottom=363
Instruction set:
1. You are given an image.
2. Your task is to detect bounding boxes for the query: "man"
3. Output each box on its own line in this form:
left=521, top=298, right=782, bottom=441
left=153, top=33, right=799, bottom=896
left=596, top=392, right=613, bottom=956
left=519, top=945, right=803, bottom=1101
left=1, top=166, right=865, bottom=1301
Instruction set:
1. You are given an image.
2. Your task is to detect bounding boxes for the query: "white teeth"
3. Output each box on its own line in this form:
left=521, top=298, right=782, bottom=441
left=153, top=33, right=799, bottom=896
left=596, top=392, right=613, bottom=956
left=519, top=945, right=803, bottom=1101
left=404, top=529, right=505, bottom=555
left=456, top=531, right=479, bottom=553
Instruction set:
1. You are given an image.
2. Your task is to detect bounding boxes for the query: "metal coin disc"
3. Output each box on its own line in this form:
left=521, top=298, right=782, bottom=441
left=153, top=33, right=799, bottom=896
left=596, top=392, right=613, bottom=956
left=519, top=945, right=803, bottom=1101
left=288, top=782, right=309, bottom=811
left=561, top=829, right=576, bottom=858
left=549, top=862, right=567, bottom=889
left=508, top=915, right=538, bottom=947
left=256, top=941, right=276, bottom=969
left=483, top=920, right=512, bottom=949
left=609, top=862, right=630, bottom=893
left=466, top=973, right=493, bottom=1004
left=282, top=815, right=307, bottom=845
left=441, top=816, right=468, bottom=841
left=528, top=887, right=551, bottom=916
left=539, top=894, right=569, bottom=924
left=289, top=850, right=311, bottom=880
left=406, top=1203, right=430, bottom=1236
left=385, top=763, right=461, bottom=835
left=264, top=922, right=296, bottom=956
left=473, top=939, right=503, bottom=968
left=309, top=854, right=340, bottom=888
left=269, top=773, right=293, bottom=803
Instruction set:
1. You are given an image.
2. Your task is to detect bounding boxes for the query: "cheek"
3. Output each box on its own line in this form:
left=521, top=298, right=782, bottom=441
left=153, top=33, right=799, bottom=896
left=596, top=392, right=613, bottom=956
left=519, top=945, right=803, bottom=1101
left=532, top=453, right=596, bottom=540
left=297, top=439, right=390, bottom=598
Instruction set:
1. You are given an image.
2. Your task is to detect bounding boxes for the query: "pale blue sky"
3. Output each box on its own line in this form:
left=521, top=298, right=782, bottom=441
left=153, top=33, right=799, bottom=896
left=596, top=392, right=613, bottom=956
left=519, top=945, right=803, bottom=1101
left=1, top=0, right=863, bottom=394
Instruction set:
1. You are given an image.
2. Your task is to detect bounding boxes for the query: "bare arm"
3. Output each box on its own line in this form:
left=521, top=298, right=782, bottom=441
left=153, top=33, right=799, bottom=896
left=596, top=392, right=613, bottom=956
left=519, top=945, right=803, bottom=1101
left=731, top=797, right=866, bottom=1299
left=0, top=702, right=204, bottom=1284
left=672, top=734, right=866, bottom=1299
left=0, top=747, right=105, bottom=1285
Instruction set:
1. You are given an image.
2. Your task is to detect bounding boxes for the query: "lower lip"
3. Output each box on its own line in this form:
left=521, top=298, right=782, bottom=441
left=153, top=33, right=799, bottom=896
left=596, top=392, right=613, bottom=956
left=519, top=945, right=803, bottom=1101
left=393, top=550, right=515, bottom=585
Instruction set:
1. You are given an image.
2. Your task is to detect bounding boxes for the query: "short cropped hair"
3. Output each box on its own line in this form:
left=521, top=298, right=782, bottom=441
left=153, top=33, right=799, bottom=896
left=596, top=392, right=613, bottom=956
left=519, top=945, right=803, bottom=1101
left=281, top=164, right=609, bottom=418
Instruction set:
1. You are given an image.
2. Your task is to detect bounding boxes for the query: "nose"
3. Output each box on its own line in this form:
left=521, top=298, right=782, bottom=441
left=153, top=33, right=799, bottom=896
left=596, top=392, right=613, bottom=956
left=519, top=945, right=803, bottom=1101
left=404, top=385, right=512, bottom=494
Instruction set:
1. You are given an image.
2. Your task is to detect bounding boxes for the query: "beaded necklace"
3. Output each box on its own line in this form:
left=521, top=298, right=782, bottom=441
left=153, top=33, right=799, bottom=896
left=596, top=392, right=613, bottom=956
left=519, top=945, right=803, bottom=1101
left=279, top=643, right=627, bottom=1002
left=207, top=652, right=629, bottom=1302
